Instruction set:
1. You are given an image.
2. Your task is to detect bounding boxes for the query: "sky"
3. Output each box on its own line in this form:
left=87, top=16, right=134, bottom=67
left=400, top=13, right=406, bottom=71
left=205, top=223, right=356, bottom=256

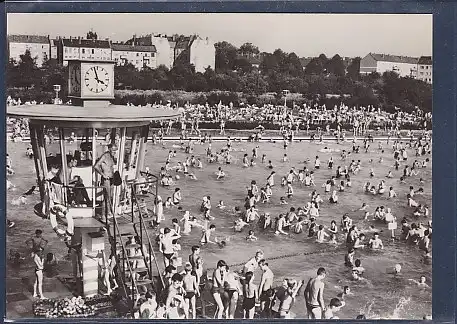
left=7, top=13, right=432, bottom=58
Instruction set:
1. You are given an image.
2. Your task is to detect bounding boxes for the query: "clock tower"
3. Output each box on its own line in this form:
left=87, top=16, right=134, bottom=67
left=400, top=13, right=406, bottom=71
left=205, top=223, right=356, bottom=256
left=68, top=59, right=115, bottom=107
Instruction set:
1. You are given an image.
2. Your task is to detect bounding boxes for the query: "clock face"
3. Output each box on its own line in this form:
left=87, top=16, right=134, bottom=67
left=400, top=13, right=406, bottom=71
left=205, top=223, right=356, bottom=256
left=70, top=64, right=81, bottom=94
left=84, top=66, right=110, bottom=93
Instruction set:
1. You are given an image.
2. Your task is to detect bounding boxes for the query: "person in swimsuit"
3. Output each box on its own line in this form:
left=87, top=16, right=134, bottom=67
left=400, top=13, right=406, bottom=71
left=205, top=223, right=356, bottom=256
left=211, top=260, right=227, bottom=319
left=26, top=229, right=48, bottom=255
left=304, top=267, right=326, bottom=319
left=165, top=273, right=188, bottom=319
left=278, top=279, right=303, bottom=318
left=182, top=262, right=200, bottom=319
left=159, top=228, right=181, bottom=267
left=258, top=259, right=274, bottom=314
left=223, top=266, right=242, bottom=319
left=94, top=143, right=117, bottom=216
left=32, top=247, right=46, bottom=299
left=139, top=291, right=158, bottom=319
left=242, top=271, right=258, bottom=319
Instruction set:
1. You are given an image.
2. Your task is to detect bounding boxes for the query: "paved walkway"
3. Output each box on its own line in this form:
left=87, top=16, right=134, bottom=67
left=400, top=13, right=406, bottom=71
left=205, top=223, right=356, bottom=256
left=6, top=260, right=74, bottom=319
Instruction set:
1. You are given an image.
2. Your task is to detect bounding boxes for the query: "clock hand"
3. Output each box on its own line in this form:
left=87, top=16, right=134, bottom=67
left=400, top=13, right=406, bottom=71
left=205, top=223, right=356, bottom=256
left=94, top=68, right=100, bottom=81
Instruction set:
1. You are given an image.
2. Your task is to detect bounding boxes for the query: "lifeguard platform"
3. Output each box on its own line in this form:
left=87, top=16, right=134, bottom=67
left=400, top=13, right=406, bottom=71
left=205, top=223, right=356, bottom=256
left=7, top=59, right=180, bottom=313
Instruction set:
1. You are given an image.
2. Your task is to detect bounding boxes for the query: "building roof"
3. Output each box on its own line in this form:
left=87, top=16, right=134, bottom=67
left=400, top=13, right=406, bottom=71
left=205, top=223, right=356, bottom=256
left=8, top=34, right=49, bottom=44
left=62, top=38, right=111, bottom=49
left=369, top=53, right=418, bottom=64
left=418, top=56, right=432, bottom=65
left=112, top=43, right=157, bottom=52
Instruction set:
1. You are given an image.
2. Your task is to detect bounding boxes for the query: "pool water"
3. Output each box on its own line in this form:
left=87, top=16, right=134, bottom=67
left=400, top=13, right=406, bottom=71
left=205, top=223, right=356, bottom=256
left=6, top=138, right=432, bottom=319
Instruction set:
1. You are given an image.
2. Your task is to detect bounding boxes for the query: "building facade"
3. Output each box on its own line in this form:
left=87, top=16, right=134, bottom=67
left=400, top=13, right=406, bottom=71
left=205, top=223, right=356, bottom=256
left=57, top=37, right=111, bottom=66
left=172, top=35, right=215, bottom=73
left=359, top=53, right=418, bottom=78
left=7, top=34, right=50, bottom=67
left=50, top=39, right=58, bottom=60
left=189, top=36, right=215, bottom=73
left=417, top=56, right=432, bottom=84
left=111, top=43, right=157, bottom=69
left=128, top=34, right=174, bottom=69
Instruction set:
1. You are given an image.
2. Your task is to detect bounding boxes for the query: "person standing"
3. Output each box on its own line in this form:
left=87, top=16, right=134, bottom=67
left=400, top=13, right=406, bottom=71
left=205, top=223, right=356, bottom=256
left=304, top=267, right=327, bottom=319
left=258, top=259, right=274, bottom=313
left=32, top=247, right=46, bottom=299
left=211, top=260, right=227, bottom=319
left=25, top=229, right=48, bottom=255
left=94, top=143, right=117, bottom=217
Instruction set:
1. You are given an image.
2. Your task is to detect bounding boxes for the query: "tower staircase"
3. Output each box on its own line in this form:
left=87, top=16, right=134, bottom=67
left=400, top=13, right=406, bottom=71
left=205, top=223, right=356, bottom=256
left=104, top=174, right=164, bottom=315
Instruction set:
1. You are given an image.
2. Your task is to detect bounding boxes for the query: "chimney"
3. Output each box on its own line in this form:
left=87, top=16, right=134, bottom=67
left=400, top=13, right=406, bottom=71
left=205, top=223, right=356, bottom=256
left=70, top=36, right=72, bottom=40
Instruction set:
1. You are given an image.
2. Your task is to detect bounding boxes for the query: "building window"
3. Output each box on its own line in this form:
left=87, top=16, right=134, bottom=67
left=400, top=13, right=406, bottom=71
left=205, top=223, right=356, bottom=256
left=151, top=53, right=155, bottom=57
left=92, top=49, right=94, bottom=54
left=65, top=48, right=68, bottom=53
left=82, top=49, right=85, bottom=53
left=137, top=53, right=139, bottom=57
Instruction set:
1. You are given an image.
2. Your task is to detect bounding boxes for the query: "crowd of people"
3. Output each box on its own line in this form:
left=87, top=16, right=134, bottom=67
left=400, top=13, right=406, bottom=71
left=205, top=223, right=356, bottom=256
left=6, top=96, right=432, bottom=319
left=110, top=128, right=431, bottom=319
left=7, top=95, right=431, bottom=143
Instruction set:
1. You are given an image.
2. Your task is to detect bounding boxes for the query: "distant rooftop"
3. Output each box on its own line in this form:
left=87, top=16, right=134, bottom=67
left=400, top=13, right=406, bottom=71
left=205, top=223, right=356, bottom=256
left=62, top=38, right=111, bottom=49
left=8, top=34, right=49, bottom=44
left=369, top=53, right=418, bottom=64
left=111, top=43, right=157, bottom=52
left=418, top=56, right=432, bottom=65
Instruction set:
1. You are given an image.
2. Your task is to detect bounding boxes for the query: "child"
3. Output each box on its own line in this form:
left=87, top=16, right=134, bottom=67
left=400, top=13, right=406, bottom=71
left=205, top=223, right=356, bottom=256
left=352, top=259, right=365, bottom=275
left=368, top=232, right=384, bottom=249
left=388, top=187, right=397, bottom=199
left=279, top=196, right=288, bottom=205
left=316, top=225, right=329, bottom=243
left=216, top=167, right=226, bottom=180
left=323, top=298, right=345, bottom=319
left=329, top=190, right=338, bottom=203
left=337, top=286, right=353, bottom=299
left=200, top=224, right=216, bottom=245
left=246, top=230, right=258, bottom=241
left=345, top=249, right=355, bottom=267
left=234, top=218, right=248, bottom=232
left=172, top=188, right=182, bottom=205
left=286, top=183, right=294, bottom=198
left=282, top=154, right=289, bottom=162
left=216, top=200, right=226, bottom=209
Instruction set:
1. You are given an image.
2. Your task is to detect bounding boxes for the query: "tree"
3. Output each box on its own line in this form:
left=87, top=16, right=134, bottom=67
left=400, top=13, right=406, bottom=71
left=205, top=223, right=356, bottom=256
left=170, top=61, right=195, bottom=90
left=6, top=59, right=19, bottom=88
left=234, top=57, right=253, bottom=74
left=325, top=54, right=345, bottom=77
left=114, top=62, right=138, bottom=89
left=215, top=41, right=238, bottom=72
left=153, top=65, right=172, bottom=90
left=260, top=53, right=280, bottom=75
left=304, top=54, right=328, bottom=75
left=16, top=50, right=40, bottom=89
left=238, top=42, right=260, bottom=56
left=187, top=72, right=208, bottom=92
left=40, top=58, right=67, bottom=93
left=346, top=57, right=361, bottom=79
left=138, top=67, right=157, bottom=90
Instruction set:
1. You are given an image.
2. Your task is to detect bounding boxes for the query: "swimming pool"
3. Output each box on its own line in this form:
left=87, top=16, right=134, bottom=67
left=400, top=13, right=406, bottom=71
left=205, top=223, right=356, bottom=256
left=6, top=139, right=432, bottom=319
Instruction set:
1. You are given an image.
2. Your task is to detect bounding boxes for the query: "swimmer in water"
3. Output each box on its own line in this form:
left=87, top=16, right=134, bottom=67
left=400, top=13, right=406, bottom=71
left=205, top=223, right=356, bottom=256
left=408, top=275, right=430, bottom=288
left=337, top=286, right=353, bottom=299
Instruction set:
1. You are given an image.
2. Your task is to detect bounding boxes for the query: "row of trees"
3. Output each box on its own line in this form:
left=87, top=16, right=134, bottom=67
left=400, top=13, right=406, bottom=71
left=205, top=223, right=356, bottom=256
left=7, top=43, right=432, bottom=113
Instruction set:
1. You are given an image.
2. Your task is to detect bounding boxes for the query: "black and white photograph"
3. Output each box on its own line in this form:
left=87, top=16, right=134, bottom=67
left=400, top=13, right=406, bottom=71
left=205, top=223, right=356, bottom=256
left=5, top=13, right=432, bottom=320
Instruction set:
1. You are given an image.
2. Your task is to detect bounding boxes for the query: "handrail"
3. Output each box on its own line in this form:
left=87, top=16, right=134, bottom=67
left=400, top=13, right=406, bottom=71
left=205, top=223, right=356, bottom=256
left=131, top=183, right=165, bottom=289
left=110, top=207, right=140, bottom=315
